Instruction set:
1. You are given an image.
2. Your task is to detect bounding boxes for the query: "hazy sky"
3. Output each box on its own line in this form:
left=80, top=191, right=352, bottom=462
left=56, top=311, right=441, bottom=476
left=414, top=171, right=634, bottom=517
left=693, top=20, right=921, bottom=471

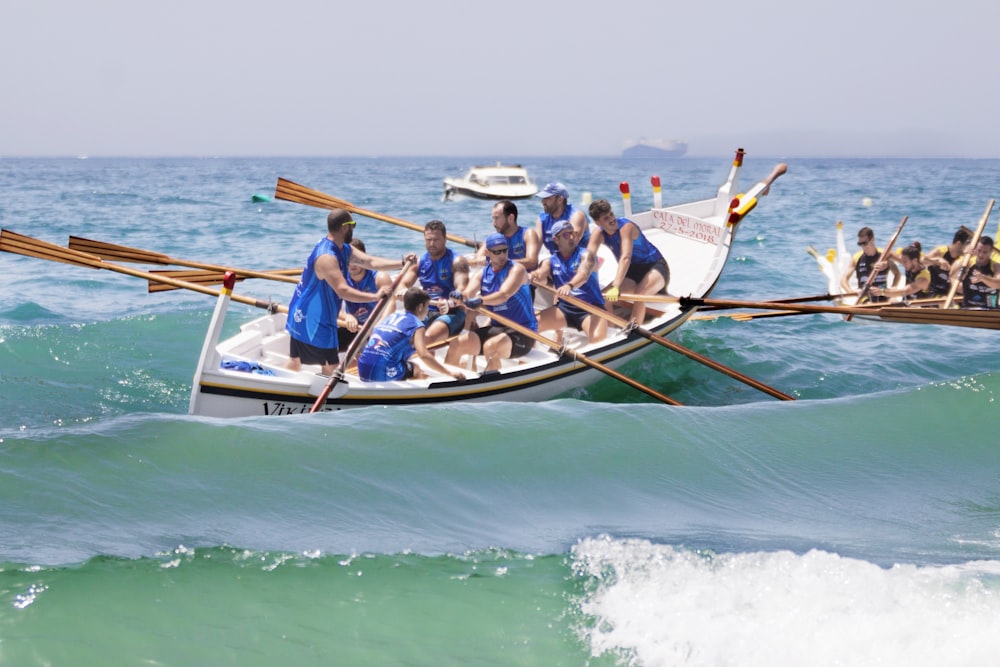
left=3, top=0, right=996, bottom=157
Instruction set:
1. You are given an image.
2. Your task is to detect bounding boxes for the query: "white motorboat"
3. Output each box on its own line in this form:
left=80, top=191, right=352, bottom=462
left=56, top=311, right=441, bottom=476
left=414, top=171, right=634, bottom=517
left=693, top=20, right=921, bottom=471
left=443, top=164, right=538, bottom=201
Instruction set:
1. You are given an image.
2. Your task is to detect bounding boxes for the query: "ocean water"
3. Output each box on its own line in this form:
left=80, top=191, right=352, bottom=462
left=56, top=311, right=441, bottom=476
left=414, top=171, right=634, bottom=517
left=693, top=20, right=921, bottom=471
left=2, top=155, right=1000, bottom=666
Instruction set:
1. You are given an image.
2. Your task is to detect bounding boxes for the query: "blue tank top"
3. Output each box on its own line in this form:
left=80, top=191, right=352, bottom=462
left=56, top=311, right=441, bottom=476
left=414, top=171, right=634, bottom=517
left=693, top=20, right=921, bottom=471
left=356, top=311, right=424, bottom=381
left=504, top=226, right=527, bottom=261
left=550, top=246, right=604, bottom=306
left=481, top=261, right=537, bottom=330
left=418, top=248, right=457, bottom=314
left=345, top=269, right=377, bottom=324
left=286, top=238, right=352, bottom=349
left=600, top=218, right=664, bottom=265
left=540, top=203, right=590, bottom=253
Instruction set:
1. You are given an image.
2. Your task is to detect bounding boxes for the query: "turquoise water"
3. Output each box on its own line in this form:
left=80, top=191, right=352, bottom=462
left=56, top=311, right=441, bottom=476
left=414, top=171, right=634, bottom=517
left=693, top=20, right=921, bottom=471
left=2, top=156, right=1000, bottom=665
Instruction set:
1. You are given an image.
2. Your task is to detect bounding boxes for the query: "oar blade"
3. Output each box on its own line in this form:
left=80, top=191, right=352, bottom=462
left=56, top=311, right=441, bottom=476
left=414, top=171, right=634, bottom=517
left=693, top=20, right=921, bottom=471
left=68, top=236, right=170, bottom=264
left=274, top=178, right=353, bottom=210
left=0, top=229, right=102, bottom=269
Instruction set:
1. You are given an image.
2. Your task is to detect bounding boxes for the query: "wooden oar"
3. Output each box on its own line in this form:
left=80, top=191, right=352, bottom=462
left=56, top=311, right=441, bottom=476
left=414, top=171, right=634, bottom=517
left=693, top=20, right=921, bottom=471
left=68, top=236, right=301, bottom=284
left=275, top=177, right=480, bottom=249
left=851, top=215, right=907, bottom=313
left=695, top=292, right=851, bottom=311
left=468, top=304, right=682, bottom=406
left=535, top=284, right=795, bottom=401
left=147, top=268, right=301, bottom=292
left=310, top=257, right=415, bottom=412
left=942, top=199, right=995, bottom=309
left=0, top=229, right=287, bottom=313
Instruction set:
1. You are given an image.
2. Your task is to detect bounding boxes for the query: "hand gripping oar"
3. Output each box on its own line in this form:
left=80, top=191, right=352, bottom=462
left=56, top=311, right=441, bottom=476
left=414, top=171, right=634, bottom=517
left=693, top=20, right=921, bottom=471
left=309, top=257, right=415, bottom=413
left=274, top=177, right=480, bottom=249
left=466, top=304, right=682, bottom=406
left=67, top=236, right=301, bottom=284
left=942, top=199, right=996, bottom=309
left=534, top=284, right=795, bottom=401
left=0, top=229, right=286, bottom=312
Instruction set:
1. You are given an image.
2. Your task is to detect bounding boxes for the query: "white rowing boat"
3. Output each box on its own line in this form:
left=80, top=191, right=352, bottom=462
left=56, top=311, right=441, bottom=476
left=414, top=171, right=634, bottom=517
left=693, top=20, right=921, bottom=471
left=187, top=153, right=785, bottom=417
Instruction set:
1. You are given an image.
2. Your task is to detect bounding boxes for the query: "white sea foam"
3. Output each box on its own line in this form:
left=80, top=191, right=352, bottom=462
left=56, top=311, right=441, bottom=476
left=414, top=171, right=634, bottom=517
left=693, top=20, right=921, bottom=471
left=572, top=536, right=1000, bottom=667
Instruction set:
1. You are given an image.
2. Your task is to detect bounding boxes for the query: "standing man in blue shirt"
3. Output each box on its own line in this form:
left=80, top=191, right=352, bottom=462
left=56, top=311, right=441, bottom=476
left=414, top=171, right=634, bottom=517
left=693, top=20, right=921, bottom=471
left=286, top=208, right=415, bottom=375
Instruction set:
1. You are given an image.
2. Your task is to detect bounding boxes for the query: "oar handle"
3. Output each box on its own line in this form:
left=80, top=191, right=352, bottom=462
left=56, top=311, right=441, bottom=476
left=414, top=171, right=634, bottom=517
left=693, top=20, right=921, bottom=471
left=469, top=303, right=682, bottom=406
left=309, top=258, right=415, bottom=412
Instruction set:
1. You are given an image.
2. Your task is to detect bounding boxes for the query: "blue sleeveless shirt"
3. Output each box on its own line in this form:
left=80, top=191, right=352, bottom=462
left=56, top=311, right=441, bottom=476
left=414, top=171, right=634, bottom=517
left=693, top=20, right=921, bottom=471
left=286, top=238, right=352, bottom=349
left=345, top=269, right=377, bottom=324
left=550, top=246, right=604, bottom=307
left=418, top=248, right=457, bottom=314
left=540, top=203, right=590, bottom=253
left=481, top=261, right=537, bottom=330
left=601, top=218, right=664, bottom=265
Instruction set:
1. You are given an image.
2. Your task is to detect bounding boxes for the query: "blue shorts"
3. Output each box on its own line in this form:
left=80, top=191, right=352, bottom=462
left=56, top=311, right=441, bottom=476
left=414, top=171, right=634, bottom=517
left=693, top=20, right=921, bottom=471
left=556, top=301, right=591, bottom=331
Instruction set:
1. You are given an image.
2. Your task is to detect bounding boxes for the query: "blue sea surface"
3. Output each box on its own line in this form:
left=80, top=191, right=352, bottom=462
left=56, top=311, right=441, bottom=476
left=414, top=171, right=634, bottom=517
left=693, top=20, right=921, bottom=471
left=2, top=155, right=1000, bottom=666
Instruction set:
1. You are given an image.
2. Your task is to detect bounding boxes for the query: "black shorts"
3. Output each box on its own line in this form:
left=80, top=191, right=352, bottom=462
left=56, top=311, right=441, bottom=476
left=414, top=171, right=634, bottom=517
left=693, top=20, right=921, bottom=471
left=626, top=258, right=670, bottom=292
left=337, top=326, right=358, bottom=352
left=474, top=325, right=535, bottom=358
left=289, top=336, right=339, bottom=367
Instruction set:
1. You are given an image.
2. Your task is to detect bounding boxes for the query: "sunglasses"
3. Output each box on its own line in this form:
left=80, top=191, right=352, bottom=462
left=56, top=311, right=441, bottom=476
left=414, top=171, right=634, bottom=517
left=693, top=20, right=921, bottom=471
left=343, top=220, right=357, bottom=226
left=857, top=239, right=870, bottom=246
left=489, top=247, right=508, bottom=255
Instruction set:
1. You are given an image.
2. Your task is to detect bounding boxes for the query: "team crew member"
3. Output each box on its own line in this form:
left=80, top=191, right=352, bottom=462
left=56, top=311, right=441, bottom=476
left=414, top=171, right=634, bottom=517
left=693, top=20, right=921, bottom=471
left=400, top=219, right=470, bottom=345
left=840, top=226, right=900, bottom=302
left=474, top=200, right=541, bottom=271
left=286, top=208, right=413, bottom=375
left=870, top=243, right=933, bottom=301
left=587, top=198, right=669, bottom=324
left=958, top=236, right=1000, bottom=308
left=533, top=220, right=607, bottom=344
left=337, top=238, right=393, bottom=351
left=446, top=233, right=538, bottom=372
left=534, top=182, right=590, bottom=254
left=357, top=287, right=466, bottom=382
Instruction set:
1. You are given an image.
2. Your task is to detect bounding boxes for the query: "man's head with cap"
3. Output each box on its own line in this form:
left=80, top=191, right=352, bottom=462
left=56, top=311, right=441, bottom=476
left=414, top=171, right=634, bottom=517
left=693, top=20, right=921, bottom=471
left=484, top=232, right=509, bottom=264
left=537, top=182, right=569, bottom=200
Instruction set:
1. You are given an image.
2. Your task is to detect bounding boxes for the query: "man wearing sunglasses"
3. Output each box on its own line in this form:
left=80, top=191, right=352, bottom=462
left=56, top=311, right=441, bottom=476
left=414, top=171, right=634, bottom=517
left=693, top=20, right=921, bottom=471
left=286, top=208, right=415, bottom=375
left=446, top=233, right=538, bottom=372
left=840, top=226, right=900, bottom=301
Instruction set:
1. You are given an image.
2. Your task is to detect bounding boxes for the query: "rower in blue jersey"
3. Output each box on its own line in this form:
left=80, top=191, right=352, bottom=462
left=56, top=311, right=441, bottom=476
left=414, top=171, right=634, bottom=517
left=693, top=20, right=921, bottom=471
left=473, top=200, right=541, bottom=271
left=533, top=220, right=607, bottom=344
left=587, top=198, right=670, bottom=324
left=337, top=238, right=393, bottom=352
left=446, top=233, right=538, bottom=372
left=400, top=219, right=470, bottom=346
left=534, top=182, right=590, bottom=255
left=357, top=287, right=466, bottom=382
left=286, top=208, right=414, bottom=375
